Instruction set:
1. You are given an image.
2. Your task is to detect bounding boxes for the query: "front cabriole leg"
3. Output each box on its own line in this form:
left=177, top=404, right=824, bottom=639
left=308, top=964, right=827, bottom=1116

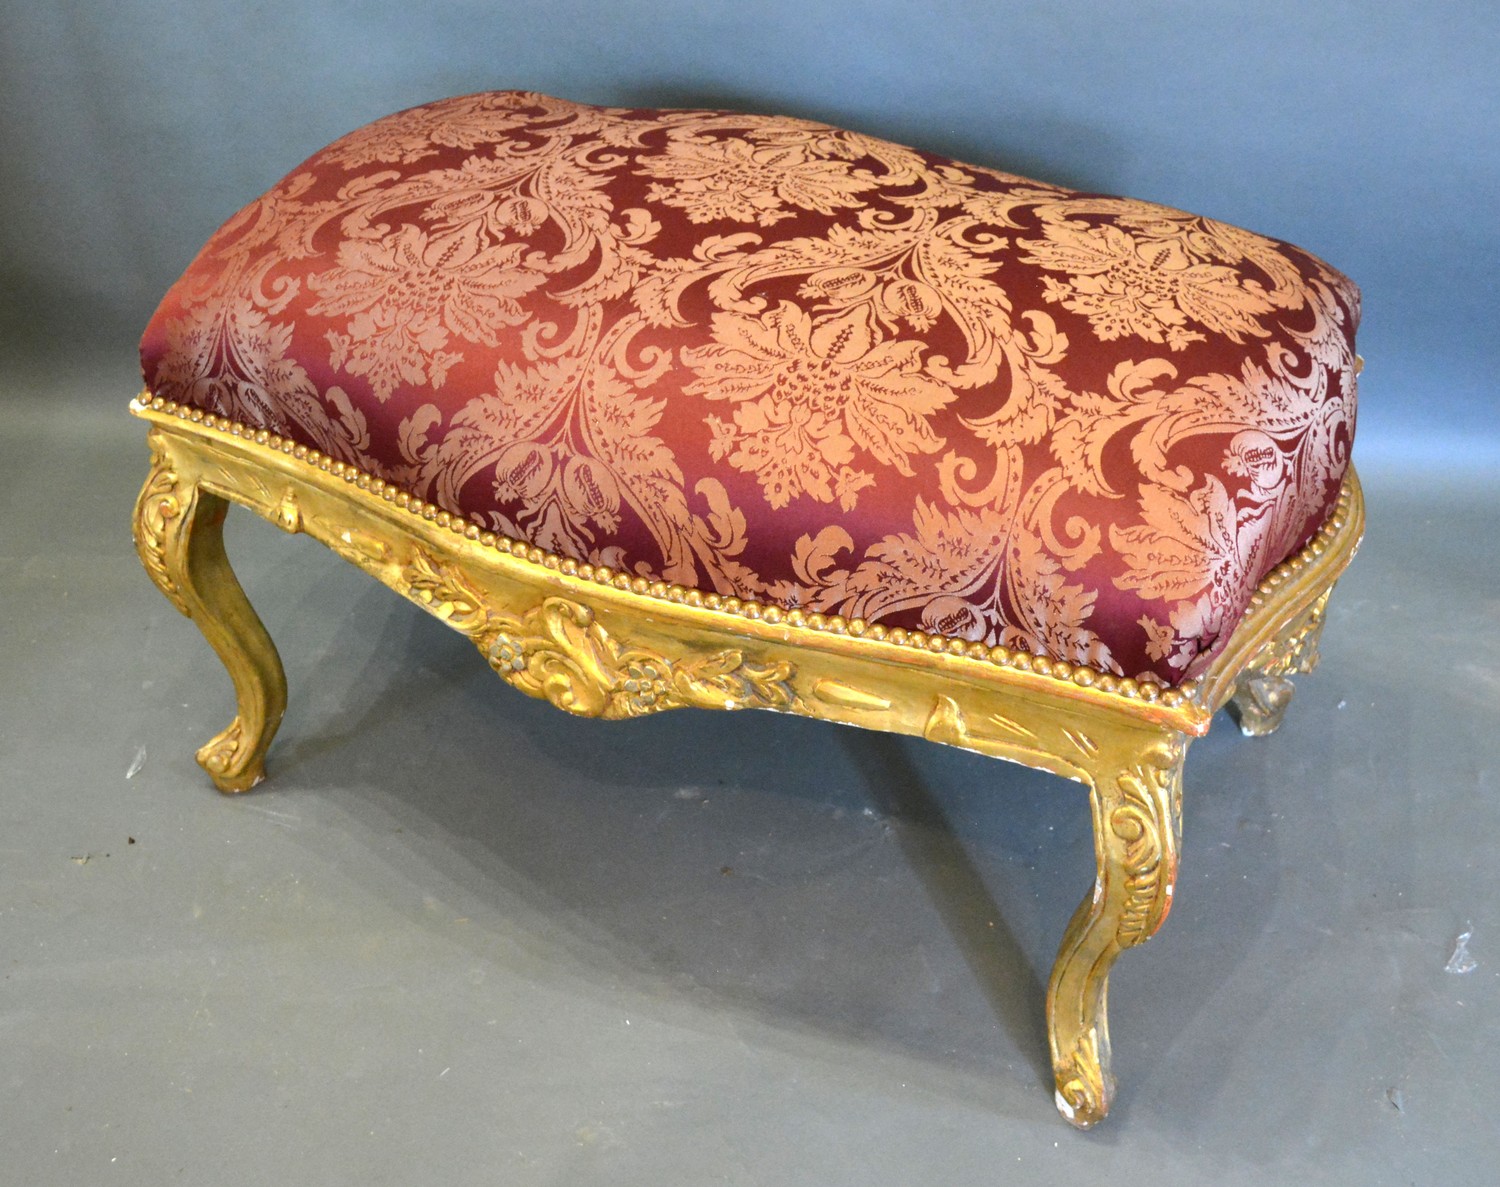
left=134, top=433, right=287, bottom=792
left=1047, top=734, right=1186, bottom=1128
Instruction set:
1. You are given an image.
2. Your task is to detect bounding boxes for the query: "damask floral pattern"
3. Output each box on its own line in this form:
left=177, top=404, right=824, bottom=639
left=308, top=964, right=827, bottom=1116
left=140, top=91, right=1360, bottom=687
left=639, top=132, right=879, bottom=225
left=684, top=301, right=955, bottom=508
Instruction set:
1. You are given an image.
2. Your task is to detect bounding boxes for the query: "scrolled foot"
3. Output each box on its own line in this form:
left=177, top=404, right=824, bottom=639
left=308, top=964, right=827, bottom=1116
left=1053, top=1031, right=1112, bottom=1128
left=1229, top=673, right=1296, bottom=737
left=196, top=720, right=268, bottom=793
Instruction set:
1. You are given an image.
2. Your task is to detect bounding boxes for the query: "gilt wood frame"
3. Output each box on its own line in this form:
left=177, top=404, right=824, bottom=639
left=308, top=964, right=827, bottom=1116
left=131, top=393, right=1364, bottom=1127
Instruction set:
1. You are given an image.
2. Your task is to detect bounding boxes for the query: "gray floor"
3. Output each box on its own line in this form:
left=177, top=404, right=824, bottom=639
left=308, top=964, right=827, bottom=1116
left=5, top=354, right=1498, bottom=1185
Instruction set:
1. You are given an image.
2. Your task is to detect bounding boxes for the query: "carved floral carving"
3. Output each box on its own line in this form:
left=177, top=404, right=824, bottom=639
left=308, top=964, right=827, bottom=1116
left=404, top=548, right=492, bottom=634
left=399, top=550, right=797, bottom=719
left=485, top=598, right=798, bottom=718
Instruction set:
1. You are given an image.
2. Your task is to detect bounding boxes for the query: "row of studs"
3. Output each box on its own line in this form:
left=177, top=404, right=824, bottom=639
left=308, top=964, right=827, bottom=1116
left=129, top=395, right=1371, bottom=712
left=1241, top=484, right=1353, bottom=617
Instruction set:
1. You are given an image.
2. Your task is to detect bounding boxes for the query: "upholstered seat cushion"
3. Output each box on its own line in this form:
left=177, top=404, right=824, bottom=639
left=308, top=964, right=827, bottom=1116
left=140, top=91, right=1359, bottom=688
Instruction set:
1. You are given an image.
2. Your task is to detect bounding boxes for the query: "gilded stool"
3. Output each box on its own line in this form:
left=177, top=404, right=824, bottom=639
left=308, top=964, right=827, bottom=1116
left=133, top=92, right=1363, bottom=1126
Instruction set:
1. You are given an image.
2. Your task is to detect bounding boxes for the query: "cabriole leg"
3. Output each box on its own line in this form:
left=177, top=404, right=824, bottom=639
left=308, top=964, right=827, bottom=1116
left=1227, top=589, right=1330, bottom=737
left=1228, top=672, right=1297, bottom=737
left=134, top=436, right=287, bottom=792
left=1047, top=736, right=1185, bottom=1127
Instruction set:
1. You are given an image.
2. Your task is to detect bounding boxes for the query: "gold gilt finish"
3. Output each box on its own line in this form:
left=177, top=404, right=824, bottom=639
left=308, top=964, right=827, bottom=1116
left=130, top=394, right=1364, bottom=1128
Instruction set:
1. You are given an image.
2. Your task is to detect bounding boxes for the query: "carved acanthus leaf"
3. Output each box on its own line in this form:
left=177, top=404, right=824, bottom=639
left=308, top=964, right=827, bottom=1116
left=134, top=447, right=191, bottom=616
left=1108, top=739, right=1184, bottom=945
left=1255, top=590, right=1329, bottom=678
left=196, top=720, right=246, bottom=778
left=403, top=549, right=492, bottom=634
left=397, top=552, right=798, bottom=719
left=483, top=596, right=796, bottom=718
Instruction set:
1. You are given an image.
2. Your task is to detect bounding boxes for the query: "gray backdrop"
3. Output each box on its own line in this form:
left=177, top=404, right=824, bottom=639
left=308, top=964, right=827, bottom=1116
left=3, top=0, right=1496, bottom=465
left=4, top=6, right=1499, bottom=1180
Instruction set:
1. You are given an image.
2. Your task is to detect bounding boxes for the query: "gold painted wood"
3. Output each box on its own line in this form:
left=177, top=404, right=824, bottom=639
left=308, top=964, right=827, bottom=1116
left=132, top=436, right=287, bottom=791
left=129, top=394, right=1364, bottom=1127
left=1048, top=731, right=1184, bottom=1126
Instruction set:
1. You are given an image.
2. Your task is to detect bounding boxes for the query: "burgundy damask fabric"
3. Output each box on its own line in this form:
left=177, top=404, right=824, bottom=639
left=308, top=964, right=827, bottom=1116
left=140, top=91, right=1360, bottom=687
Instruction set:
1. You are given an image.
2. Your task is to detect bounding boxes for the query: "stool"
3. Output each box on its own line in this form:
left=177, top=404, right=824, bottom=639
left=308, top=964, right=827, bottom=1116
left=133, top=91, right=1363, bottom=1126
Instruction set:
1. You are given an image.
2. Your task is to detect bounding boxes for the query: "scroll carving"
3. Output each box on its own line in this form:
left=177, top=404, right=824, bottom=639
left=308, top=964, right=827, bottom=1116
left=1254, top=590, right=1330, bottom=679
left=1053, top=1031, right=1104, bottom=1128
left=399, top=551, right=798, bottom=719
left=197, top=719, right=249, bottom=780
left=1110, top=738, right=1184, bottom=945
left=1230, top=590, right=1330, bottom=736
left=133, top=445, right=191, bottom=616
left=1048, top=734, right=1185, bottom=1128
left=486, top=598, right=797, bottom=718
